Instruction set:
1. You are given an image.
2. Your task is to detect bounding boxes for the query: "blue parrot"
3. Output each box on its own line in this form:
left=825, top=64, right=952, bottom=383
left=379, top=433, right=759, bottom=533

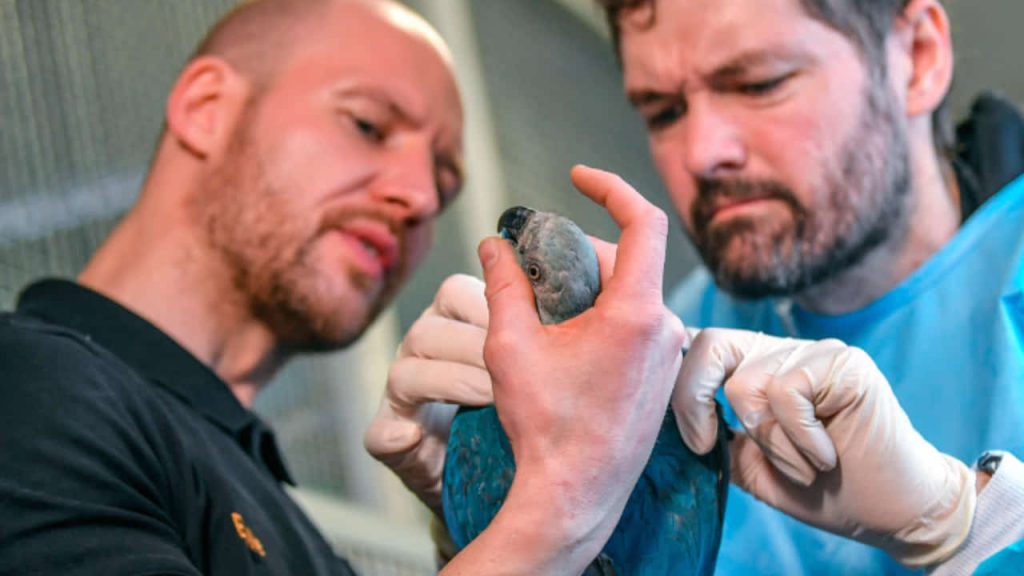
left=442, top=206, right=730, bottom=575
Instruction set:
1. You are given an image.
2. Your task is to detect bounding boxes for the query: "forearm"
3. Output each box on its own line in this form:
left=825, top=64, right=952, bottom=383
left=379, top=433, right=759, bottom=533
left=440, top=472, right=620, bottom=575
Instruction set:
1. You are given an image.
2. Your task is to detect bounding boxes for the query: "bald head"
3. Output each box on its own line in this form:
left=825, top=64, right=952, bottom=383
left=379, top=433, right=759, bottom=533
left=191, top=0, right=449, bottom=91
left=87, top=0, right=465, bottom=370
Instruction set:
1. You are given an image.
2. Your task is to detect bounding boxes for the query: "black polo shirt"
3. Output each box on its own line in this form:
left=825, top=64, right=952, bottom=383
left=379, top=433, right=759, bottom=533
left=0, top=280, right=357, bottom=575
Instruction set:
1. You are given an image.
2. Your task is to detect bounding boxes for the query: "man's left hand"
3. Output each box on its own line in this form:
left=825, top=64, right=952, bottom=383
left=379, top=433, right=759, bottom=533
left=363, top=274, right=492, bottom=516
left=672, top=328, right=977, bottom=568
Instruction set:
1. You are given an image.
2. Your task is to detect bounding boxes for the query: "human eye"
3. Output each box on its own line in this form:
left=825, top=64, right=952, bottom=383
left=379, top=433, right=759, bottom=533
left=351, top=115, right=385, bottom=143
left=642, top=101, right=687, bottom=132
left=434, top=161, right=463, bottom=210
left=736, top=74, right=791, bottom=97
left=337, top=97, right=391, bottom=144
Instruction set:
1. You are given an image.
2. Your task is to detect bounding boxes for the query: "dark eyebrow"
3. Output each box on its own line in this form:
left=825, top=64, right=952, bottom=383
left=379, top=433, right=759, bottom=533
left=707, top=48, right=813, bottom=84
left=626, top=89, right=676, bottom=109
left=626, top=47, right=814, bottom=105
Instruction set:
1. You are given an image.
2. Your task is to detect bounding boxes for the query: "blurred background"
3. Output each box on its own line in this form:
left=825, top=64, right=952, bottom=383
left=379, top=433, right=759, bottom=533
left=1, top=1, right=1021, bottom=574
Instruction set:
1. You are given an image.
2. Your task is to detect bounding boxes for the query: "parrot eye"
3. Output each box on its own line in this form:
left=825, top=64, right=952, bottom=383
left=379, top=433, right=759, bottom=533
left=526, top=263, right=543, bottom=282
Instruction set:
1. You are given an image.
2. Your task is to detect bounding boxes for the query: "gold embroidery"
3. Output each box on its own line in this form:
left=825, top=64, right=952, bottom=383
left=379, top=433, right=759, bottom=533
left=231, top=512, right=267, bottom=557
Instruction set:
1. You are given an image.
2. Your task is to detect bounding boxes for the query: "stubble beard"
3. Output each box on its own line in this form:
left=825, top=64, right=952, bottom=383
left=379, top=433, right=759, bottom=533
left=689, top=77, right=912, bottom=299
left=196, top=123, right=403, bottom=352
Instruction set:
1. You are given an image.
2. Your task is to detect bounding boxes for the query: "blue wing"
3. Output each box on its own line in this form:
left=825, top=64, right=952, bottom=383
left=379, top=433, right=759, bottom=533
left=442, top=405, right=515, bottom=548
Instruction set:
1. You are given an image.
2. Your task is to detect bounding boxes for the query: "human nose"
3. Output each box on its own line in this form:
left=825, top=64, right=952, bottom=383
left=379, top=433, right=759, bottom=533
left=373, top=139, right=440, bottom=223
left=681, top=101, right=746, bottom=178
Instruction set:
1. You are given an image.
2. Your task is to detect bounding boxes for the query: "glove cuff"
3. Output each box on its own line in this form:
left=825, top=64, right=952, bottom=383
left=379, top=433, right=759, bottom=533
left=928, top=452, right=1024, bottom=575
left=891, top=455, right=977, bottom=568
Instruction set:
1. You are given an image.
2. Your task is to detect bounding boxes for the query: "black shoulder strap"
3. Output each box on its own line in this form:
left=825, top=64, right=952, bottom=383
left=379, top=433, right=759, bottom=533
left=954, top=91, right=1024, bottom=221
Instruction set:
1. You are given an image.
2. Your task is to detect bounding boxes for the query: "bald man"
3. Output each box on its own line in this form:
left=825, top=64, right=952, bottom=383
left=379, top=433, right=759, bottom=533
left=0, top=1, right=686, bottom=574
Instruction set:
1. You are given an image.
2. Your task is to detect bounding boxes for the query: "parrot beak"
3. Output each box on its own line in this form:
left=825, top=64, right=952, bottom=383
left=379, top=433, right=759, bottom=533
left=497, top=206, right=536, bottom=246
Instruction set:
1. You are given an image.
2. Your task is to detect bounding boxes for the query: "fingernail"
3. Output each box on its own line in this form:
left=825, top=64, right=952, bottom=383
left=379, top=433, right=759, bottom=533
left=478, top=238, right=498, bottom=270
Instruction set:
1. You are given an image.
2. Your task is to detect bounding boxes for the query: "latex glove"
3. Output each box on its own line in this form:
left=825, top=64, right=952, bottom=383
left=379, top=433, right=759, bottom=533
left=673, top=328, right=976, bottom=568
left=442, top=166, right=687, bottom=574
left=363, top=274, right=492, bottom=516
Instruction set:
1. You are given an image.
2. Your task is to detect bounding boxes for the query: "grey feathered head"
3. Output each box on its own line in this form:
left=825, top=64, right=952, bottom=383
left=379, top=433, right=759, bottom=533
left=497, top=206, right=601, bottom=325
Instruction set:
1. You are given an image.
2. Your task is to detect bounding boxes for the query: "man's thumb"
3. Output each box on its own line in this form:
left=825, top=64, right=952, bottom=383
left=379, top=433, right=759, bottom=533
left=478, top=237, right=539, bottom=334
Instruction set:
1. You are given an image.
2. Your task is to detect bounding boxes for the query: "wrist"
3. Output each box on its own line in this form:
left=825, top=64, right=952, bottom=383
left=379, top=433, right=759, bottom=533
left=976, top=469, right=993, bottom=494
left=442, top=476, right=610, bottom=575
left=928, top=452, right=1024, bottom=576
left=503, top=468, right=617, bottom=551
left=891, top=454, right=977, bottom=568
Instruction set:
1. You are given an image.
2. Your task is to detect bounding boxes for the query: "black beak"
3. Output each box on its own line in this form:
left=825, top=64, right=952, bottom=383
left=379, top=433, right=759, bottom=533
left=497, top=206, right=536, bottom=245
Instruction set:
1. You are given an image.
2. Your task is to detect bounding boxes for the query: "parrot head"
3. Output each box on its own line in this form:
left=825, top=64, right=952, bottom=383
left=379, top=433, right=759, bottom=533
left=497, top=206, right=601, bottom=325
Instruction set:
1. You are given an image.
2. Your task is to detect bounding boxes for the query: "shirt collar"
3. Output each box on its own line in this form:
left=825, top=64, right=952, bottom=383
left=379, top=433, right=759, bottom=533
left=16, top=279, right=295, bottom=485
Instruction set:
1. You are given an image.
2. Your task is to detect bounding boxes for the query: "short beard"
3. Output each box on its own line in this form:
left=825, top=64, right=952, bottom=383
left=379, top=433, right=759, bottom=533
left=689, top=76, right=912, bottom=299
left=194, top=108, right=401, bottom=352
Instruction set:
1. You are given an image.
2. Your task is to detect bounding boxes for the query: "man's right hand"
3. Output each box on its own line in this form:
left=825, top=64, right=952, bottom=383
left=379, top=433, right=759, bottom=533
left=443, top=166, right=687, bottom=574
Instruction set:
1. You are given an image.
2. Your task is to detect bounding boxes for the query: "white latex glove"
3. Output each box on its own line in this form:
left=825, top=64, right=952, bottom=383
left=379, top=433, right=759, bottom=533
left=673, top=328, right=977, bottom=568
left=363, top=274, right=492, bottom=516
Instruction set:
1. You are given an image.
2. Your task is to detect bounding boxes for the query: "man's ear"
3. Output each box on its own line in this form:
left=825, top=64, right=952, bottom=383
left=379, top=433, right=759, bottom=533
left=165, top=56, right=250, bottom=158
left=894, top=0, right=954, bottom=118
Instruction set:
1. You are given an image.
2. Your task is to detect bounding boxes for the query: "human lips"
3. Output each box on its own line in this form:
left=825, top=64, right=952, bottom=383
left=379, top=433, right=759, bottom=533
left=707, top=197, right=779, bottom=223
left=331, top=220, right=399, bottom=279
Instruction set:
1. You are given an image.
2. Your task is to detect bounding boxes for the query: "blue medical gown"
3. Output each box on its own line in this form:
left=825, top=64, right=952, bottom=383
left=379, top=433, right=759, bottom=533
left=667, top=175, right=1024, bottom=575
left=976, top=540, right=1024, bottom=574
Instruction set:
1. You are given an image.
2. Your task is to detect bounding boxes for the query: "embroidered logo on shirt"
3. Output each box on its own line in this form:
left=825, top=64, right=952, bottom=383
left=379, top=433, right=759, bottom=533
left=231, top=512, right=267, bottom=558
